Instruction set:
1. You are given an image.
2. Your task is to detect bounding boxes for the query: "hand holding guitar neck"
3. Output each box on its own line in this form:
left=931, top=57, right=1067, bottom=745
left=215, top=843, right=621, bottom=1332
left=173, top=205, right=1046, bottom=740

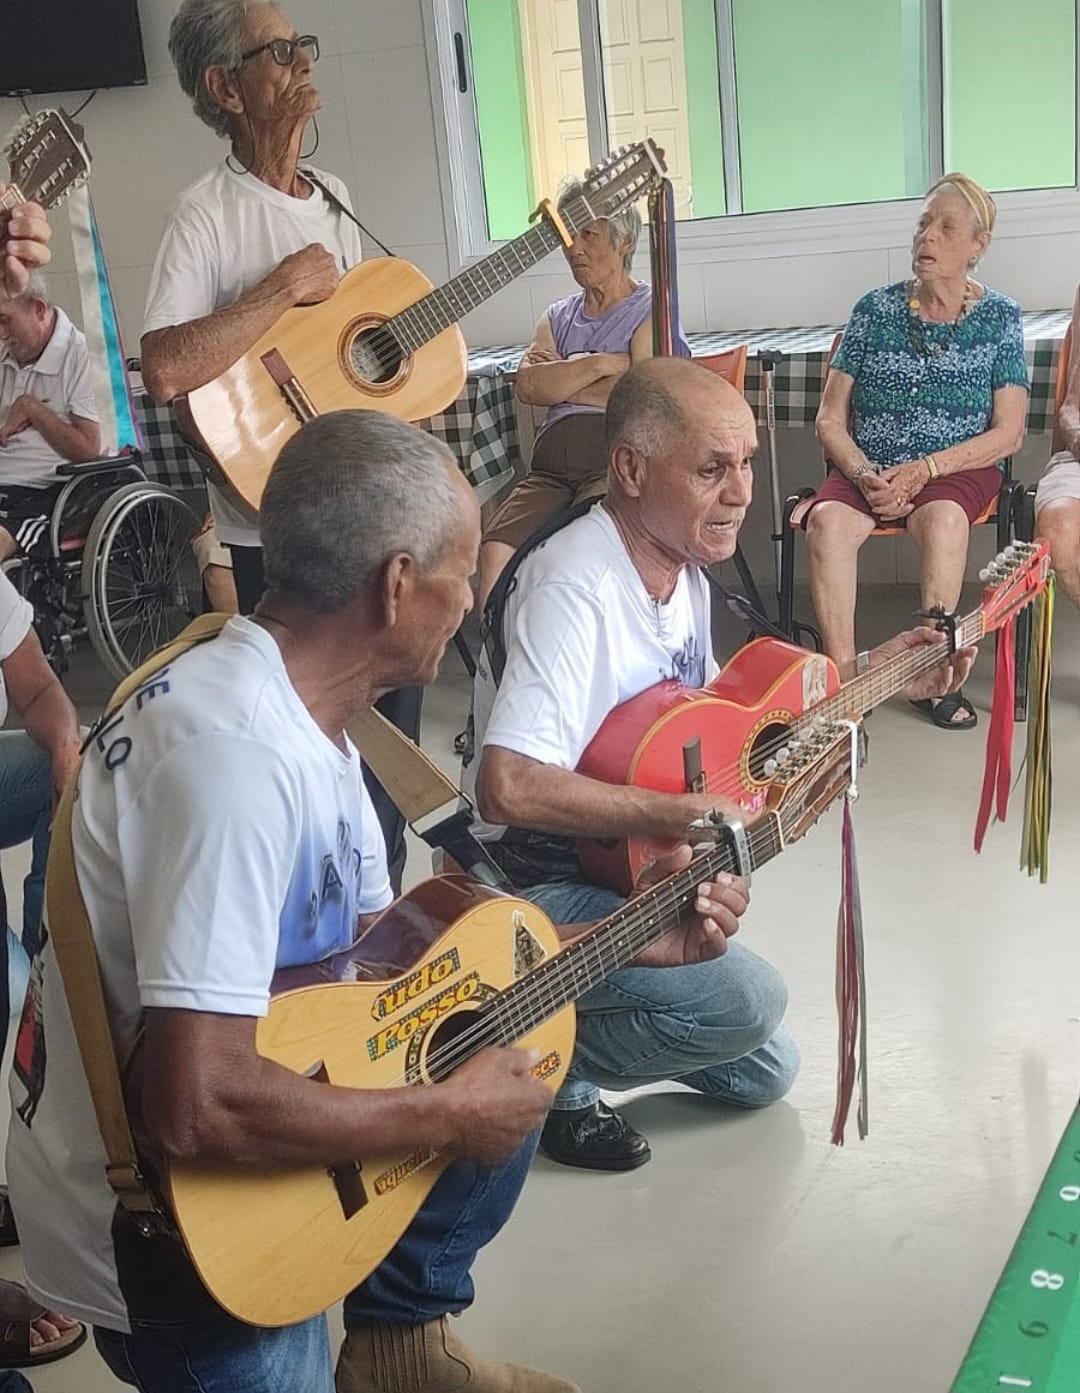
left=867, top=625, right=977, bottom=701
left=439, top=1046, right=553, bottom=1165
left=0, top=194, right=52, bottom=297
left=632, top=844, right=750, bottom=967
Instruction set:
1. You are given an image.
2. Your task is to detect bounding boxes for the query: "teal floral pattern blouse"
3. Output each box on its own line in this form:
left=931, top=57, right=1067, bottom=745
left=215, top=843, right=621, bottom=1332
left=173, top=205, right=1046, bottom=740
left=832, top=282, right=1029, bottom=468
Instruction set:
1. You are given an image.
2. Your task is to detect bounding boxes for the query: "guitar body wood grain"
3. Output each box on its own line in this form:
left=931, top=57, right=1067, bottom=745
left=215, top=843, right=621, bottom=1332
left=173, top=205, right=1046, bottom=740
left=184, top=257, right=469, bottom=514
left=167, top=877, right=572, bottom=1327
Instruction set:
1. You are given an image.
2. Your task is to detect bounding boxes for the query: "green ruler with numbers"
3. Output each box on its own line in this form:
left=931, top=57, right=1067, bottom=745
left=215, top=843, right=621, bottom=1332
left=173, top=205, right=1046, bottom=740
left=953, top=1101, right=1080, bottom=1392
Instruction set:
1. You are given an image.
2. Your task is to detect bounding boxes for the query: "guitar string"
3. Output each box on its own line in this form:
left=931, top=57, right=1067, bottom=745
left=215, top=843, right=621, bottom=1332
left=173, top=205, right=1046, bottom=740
left=388, top=577, right=1037, bottom=1084
left=362, top=815, right=789, bottom=1092
left=605, top=609, right=984, bottom=807
left=649, top=585, right=1035, bottom=805
left=344, top=189, right=634, bottom=374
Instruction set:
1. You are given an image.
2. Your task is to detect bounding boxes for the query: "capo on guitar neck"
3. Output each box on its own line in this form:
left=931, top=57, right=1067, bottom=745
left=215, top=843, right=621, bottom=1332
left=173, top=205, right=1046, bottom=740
left=915, top=604, right=959, bottom=655
left=529, top=197, right=573, bottom=250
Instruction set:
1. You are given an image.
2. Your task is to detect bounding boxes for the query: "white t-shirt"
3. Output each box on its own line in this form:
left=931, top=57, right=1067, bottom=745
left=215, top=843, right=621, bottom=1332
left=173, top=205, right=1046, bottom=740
left=0, top=569, right=33, bottom=723
left=7, top=616, right=392, bottom=1331
left=0, top=308, right=98, bottom=488
left=465, top=504, right=718, bottom=842
left=142, top=162, right=364, bottom=546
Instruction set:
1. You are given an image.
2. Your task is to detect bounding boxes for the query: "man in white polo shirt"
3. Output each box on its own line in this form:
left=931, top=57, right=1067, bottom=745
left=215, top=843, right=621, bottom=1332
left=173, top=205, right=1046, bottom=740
left=0, top=274, right=101, bottom=561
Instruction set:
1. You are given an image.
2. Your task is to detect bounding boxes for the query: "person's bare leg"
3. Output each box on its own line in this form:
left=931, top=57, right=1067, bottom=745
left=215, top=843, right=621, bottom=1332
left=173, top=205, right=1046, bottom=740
left=476, top=539, right=515, bottom=615
left=906, top=499, right=972, bottom=724
left=1035, top=498, right=1080, bottom=608
left=805, top=501, right=876, bottom=666
left=0, top=527, right=17, bottom=562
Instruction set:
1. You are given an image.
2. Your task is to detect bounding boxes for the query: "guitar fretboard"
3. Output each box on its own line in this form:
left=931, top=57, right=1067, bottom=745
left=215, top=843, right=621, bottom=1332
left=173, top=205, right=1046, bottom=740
left=429, top=812, right=787, bottom=1074
left=387, top=193, right=609, bottom=355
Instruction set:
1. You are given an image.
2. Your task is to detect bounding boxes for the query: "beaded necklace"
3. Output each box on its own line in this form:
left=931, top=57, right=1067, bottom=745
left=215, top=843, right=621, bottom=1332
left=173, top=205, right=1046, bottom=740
left=906, top=278, right=975, bottom=358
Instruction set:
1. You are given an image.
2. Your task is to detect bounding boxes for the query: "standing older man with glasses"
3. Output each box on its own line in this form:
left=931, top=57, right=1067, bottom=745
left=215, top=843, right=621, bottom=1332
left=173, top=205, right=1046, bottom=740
left=140, top=0, right=421, bottom=894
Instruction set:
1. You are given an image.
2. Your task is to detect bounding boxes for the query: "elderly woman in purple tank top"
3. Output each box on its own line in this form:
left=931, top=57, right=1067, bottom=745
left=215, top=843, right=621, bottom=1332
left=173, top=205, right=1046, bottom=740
left=475, top=179, right=688, bottom=610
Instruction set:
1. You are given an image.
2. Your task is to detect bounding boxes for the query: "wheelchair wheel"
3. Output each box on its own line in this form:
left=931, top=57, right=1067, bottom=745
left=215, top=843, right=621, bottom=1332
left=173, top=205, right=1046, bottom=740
left=81, top=482, right=200, bottom=680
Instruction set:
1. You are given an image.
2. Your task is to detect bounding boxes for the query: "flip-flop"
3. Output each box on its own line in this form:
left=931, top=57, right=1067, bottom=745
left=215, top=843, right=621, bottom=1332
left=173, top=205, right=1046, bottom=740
left=0, top=1279, right=87, bottom=1370
left=909, top=689, right=978, bottom=731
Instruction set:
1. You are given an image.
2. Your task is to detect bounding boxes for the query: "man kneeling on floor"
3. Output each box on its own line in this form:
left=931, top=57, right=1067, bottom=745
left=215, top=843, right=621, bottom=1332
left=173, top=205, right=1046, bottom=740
left=466, top=357, right=974, bottom=1172
left=6, top=409, right=746, bottom=1393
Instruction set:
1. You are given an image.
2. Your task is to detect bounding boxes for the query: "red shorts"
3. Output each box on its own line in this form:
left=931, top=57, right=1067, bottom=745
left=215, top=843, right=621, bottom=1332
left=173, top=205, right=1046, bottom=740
left=807, top=464, right=1002, bottom=526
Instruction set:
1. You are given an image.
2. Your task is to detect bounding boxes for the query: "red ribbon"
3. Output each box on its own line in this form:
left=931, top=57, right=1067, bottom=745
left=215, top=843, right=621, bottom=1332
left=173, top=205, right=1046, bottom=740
left=974, top=617, right=1015, bottom=852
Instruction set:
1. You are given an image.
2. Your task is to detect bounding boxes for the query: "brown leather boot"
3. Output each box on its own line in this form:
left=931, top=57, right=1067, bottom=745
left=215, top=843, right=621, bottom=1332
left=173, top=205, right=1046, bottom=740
left=335, top=1316, right=581, bottom=1393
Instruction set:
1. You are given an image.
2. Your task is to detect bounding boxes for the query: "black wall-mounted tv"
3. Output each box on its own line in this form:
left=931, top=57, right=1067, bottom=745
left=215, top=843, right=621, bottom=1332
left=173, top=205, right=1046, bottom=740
left=0, top=0, right=148, bottom=98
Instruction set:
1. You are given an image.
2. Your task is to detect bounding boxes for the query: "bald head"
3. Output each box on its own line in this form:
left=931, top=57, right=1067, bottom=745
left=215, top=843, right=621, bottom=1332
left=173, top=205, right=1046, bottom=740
left=605, top=357, right=753, bottom=463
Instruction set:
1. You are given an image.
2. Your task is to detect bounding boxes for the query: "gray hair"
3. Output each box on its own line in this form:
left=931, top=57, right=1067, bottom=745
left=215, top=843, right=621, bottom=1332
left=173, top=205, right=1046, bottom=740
left=168, top=0, right=278, bottom=138
left=558, top=176, right=642, bottom=273
left=260, top=411, right=465, bottom=613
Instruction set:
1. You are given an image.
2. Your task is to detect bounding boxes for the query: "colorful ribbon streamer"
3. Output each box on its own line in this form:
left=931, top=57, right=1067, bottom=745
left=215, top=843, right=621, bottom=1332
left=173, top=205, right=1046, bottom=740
left=67, top=185, right=141, bottom=457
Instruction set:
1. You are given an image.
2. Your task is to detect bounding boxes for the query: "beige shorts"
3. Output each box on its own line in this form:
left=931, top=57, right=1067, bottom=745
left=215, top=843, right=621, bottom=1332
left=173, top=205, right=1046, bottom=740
left=190, top=515, right=232, bottom=573
left=1035, top=450, right=1080, bottom=514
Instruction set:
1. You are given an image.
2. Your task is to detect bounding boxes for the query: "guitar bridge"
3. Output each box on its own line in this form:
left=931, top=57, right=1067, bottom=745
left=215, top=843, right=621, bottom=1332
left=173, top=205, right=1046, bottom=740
left=260, top=348, right=318, bottom=425
left=329, top=1160, right=368, bottom=1220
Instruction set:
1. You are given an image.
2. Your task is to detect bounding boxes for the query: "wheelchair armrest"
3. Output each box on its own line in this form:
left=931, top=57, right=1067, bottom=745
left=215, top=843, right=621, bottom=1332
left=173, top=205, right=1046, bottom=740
left=55, top=451, right=144, bottom=478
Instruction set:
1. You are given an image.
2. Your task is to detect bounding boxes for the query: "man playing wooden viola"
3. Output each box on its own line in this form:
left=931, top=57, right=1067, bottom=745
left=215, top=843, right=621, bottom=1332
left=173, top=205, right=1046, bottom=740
left=7, top=409, right=751, bottom=1393
left=466, top=357, right=975, bottom=1172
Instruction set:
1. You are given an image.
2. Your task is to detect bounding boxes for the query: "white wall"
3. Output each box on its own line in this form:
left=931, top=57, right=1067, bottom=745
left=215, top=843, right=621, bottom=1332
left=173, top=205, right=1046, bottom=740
left=9, top=0, right=1080, bottom=351
left=2, top=0, right=1072, bottom=594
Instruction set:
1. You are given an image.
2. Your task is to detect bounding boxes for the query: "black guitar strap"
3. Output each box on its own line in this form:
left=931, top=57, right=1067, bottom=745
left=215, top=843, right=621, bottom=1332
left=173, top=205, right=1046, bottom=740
left=300, top=169, right=398, bottom=259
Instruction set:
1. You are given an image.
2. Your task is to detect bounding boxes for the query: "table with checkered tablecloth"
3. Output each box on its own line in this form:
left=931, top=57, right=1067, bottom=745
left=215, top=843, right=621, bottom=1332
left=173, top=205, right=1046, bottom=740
left=133, top=355, right=521, bottom=503
left=134, top=310, right=1071, bottom=501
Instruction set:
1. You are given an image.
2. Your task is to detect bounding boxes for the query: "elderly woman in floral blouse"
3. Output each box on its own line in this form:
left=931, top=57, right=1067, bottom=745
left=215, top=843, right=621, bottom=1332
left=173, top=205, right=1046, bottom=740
left=806, top=173, right=1029, bottom=729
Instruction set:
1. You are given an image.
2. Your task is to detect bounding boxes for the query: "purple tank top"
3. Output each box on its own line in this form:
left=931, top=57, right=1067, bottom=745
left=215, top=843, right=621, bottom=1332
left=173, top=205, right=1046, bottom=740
left=535, top=282, right=690, bottom=440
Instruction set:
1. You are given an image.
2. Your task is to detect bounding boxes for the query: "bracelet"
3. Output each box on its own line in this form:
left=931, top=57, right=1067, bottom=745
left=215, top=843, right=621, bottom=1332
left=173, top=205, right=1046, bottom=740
left=850, top=463, right=874, bottom=484
left=923, top=454, right=939, bottom=479
left=855, top=650, right=871, bottom=674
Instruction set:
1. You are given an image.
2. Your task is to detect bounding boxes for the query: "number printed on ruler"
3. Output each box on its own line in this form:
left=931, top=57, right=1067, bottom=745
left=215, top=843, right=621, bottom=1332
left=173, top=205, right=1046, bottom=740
left=997, top=1155, right=1080, bottom=1388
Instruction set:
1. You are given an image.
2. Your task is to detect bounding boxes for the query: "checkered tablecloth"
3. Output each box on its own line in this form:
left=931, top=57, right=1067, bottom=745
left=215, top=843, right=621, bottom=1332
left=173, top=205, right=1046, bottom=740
left=133, top=353, right=521, bottom=501
left=134, top=309, right=1070, bottom=498
left=472, top=307, right=1072, bottom=434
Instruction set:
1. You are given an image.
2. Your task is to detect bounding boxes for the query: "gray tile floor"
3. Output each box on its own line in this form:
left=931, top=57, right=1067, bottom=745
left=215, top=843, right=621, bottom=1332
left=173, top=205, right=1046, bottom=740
left=3, top=583, right=1078, bottom=1392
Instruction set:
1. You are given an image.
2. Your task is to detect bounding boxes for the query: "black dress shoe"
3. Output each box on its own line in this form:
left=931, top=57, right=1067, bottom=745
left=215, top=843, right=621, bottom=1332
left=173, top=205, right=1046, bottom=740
left=539, top=1101, right=651, bottom=1172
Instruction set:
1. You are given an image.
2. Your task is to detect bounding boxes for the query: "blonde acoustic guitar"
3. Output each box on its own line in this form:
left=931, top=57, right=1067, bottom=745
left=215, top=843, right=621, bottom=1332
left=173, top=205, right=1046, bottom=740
left=180, top=141, right=667, bottom=515
left=165, top=732, right=851, bottom=1327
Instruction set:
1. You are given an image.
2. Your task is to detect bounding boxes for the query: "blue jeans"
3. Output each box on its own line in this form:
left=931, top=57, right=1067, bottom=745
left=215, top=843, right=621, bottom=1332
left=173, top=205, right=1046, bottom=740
left=523, top=879, right=801, bottom=1112
left=344, top=1133, right=539, bottom=1328
left=94, top=1312, right=334, bottom=1393
left=0, top=731, right=51, bottom=954
left=91, top=1139, right=538, bottom=1387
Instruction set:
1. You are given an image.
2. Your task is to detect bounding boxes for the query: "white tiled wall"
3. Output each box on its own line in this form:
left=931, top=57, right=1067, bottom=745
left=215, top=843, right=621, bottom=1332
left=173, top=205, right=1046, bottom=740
left=2, top=0, right=1074, bottom=594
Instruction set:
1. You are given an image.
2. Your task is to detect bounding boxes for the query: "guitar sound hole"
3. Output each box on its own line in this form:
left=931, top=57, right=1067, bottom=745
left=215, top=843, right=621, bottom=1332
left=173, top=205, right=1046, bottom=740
left=747, top=721, right=794, bottom=783
left=349, top=326, right=405, bottom=384
left=424, top=1006, right=492, bottom=1085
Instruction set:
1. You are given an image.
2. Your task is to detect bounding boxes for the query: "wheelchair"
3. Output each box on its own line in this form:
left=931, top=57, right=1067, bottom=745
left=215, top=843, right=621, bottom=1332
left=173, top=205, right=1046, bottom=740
left=3, top=453, right=201, bottom=681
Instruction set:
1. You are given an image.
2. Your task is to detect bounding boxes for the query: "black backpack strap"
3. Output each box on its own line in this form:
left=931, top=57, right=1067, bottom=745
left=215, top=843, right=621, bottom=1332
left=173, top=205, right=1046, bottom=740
left=481, top=498, right=599, bottom=688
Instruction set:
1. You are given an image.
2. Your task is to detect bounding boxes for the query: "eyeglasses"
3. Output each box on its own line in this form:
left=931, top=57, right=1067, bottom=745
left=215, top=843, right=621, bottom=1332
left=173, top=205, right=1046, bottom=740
left=239, top=34, right=319, bottom=67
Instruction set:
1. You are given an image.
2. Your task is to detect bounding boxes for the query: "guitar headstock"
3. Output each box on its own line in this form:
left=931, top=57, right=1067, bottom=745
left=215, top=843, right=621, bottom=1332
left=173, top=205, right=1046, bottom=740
left=4, top=108, right=92, bottom=211
left=768, top=724, right=854, bottom=847
left=580, top=140, right=668, bottom=219
left=977, top=540, right=1051, bottom=636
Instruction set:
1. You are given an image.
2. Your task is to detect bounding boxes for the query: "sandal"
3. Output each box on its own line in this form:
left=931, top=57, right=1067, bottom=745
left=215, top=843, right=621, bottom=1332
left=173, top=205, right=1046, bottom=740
left=0, top=1279, right=86, bottom=1370
left=910, top=689, right=978, bottom=731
